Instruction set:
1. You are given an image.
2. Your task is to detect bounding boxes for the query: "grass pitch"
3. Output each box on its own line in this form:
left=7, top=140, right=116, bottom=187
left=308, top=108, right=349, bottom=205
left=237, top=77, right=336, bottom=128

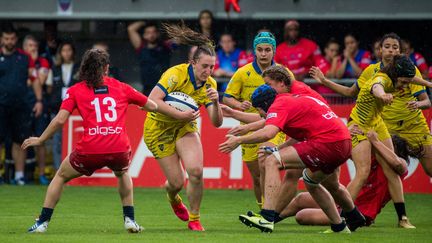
left=0, top=186, right=431, bottom=243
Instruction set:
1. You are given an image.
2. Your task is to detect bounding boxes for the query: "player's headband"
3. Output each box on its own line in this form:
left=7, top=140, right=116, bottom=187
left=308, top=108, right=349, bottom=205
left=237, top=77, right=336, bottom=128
left=253, top=32, right=276, bottom=54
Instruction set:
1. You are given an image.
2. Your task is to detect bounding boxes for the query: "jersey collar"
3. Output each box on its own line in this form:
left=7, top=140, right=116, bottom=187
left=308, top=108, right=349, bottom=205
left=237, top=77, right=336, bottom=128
left=252, top=59, right=275, bottom=75
left=188, top=64, right=206, bottom=90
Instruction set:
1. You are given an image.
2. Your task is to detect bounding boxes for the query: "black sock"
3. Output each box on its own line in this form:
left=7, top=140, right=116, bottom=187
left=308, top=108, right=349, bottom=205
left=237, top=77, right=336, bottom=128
left=39, top=207, right=54, bottom=223
left=331, top=220, right=347, bottom=232
left=123, top=206, right=135, bottom=220
left=394, top=203, right=406, bottom=220
left=345, top=206, right=363, bottom=221
left=273, top=212, right=285, bottom=224
left=260, top=209, right=275, bottom=222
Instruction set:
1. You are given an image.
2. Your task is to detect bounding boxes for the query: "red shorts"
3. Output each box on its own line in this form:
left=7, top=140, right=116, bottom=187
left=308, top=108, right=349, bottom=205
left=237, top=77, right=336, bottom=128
left=355, top=162, right=391, bottom=225
left=293, top=139, right=351, bottom=174
left=69, top=150, right=131, bottom=176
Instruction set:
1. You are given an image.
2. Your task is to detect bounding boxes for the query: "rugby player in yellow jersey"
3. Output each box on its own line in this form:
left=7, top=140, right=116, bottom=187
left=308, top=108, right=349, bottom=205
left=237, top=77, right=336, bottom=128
left=144, top=23, right=223, bottom=231
left=311, top=33, right=432, bottom=179
left=223, top=32, right=293, bottom=208
left=312, top=54, right=418, bottom=229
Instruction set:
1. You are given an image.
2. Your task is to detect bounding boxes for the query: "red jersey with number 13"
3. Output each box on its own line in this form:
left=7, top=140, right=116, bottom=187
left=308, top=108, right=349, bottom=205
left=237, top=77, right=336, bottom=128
left=61, top=76, right=148, bottom=154
left=265, top=93, right=349, bottom=142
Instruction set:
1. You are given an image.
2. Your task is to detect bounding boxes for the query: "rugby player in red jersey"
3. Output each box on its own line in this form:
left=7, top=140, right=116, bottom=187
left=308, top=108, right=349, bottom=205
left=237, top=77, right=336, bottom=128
left=277, top=131, right=419, bottom=227
left=23, top=49, right=157, bottom=233
left=220, top=80, right=365, bottom=233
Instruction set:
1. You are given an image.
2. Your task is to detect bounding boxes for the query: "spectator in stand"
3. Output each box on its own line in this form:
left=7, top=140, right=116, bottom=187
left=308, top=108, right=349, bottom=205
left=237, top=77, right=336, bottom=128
left=46, top=41, right=79, bottom=171
left=335, top=33, right=372, bottom=79
left=127, top=21, right=171, bottom=96
left=214, top=33, right=248, bottom=92
left=275, top=20, right=325, bottom=81
left=197, top=10, right=217, bottom=44
left=402, top=39, right=429, bottom=79
left=39, top=21, right=59, bottom=67
left=311, top=38, right=341, bottom=94
left=322, top=38, right=341, bottom=78
left=371, top=39, right=382, bottom=64
left=0, top=25, right=43, bottom=185
left=92, top=41, right=121, bottom=80
left=23, top=35, right=51, bottom=185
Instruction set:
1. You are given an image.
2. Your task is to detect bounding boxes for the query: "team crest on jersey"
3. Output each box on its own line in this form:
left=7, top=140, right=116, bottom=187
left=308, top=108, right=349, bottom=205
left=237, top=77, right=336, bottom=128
left=158, top=144, right=165, bottom=151
left=168, top=76, right=177, bottom=88
left=246, top=71, right=251, bottom=76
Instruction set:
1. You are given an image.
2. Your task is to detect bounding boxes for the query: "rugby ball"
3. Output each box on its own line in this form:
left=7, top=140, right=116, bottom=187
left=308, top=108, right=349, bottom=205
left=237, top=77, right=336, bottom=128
left=164, top=92, right=199, bottom=112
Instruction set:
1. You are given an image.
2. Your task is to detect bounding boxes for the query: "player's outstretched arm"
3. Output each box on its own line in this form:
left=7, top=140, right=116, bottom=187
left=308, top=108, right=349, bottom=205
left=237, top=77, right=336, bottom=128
left=309, top=66, right=359, bottom=97
left=21, top=109, right=70, bottom=149
left=367, top=131, right=407, bottom=176
left=220, top=104, right=261, bottom=123
left=219, top=125, right=280, bottom=153
left=141, top=98, right=158, bottom=112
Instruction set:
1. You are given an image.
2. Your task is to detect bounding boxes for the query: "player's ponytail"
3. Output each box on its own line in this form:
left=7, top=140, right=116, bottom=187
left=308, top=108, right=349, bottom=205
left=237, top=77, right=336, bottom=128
left=162, top=22, right=215, bottom=62
left=392, top=134, right=424, bottom=163
left=79, top=48, right=110, bottom=88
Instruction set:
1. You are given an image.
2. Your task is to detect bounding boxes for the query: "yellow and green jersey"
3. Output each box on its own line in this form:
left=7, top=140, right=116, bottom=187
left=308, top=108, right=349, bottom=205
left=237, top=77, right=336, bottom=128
left=350, top=72, right=395, bottom=127
left=356, top=62, right=426, bottom=123
left=147, top=63, right=217, bottom=123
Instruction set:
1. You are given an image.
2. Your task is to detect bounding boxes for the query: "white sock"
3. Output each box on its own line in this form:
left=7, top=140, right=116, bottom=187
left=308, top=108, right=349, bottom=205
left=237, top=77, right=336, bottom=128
left=15, top=171, right=24, bottom=179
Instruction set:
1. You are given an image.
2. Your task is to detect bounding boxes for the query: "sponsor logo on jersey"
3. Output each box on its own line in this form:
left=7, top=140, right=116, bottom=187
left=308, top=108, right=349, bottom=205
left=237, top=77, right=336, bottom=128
left=94, top=85, right=109, bottom=94
left=266, top=113, right=277, bottom=119
left=88, top=126, right=122, bottom=135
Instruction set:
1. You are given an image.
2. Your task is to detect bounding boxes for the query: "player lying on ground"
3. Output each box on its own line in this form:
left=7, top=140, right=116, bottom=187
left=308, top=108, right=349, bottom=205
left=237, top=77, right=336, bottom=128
left=22, top=49, right=157, bottom=233
left=220, top=83, right=365, bottom=234
left=278, top=131, right=422, bottom=226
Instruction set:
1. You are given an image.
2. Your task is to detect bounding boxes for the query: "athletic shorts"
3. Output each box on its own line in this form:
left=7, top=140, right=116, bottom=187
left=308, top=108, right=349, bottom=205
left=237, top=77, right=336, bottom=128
left=69, top=150, right=131, bottom=176
left=355, top=163, right=391, bottom=226
left=242, top=131, right=286, bottom=162
left=293, top=139, right=352, bottom=174
left=349, top=118, right=391, bottom=148
left=0, top=104, right=32, bottom=144
left=144, top=117, right=197, bottom=159
left=385, top=116, right=432, bottom=148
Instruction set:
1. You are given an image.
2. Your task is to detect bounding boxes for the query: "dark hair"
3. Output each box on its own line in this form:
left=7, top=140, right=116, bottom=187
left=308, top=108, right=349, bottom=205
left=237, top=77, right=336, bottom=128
left=79, top=48, right=110, bottom=88
left=198, top=10, right=214, bottom=21
left=325, top=38, right=339, bottom=49
left=162, top=22, right=215, bottom=62
left=262, top=65, right=292, bottom=87
left=143, top=22, right=158, bottom=32
left=55, top=40, right=76, bottom=66
left=1, top=24, right=17, bottom=36
left=392, top=134, right=424, bottom=163
left=380, top=33, right=402, bottom=49
left=380, top=54, right=416, bottom=85
left=345, top=33, right=359, bottom=42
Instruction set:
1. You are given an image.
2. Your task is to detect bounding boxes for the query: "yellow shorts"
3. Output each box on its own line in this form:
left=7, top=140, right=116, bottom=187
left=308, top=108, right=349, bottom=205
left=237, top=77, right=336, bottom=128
left=242, top=132, right=286, bottom=162
left=144, top=117, right=198, bottom=159
left=385, top=116, right=432, bottom=148
left=349, top=118, right=391, bottom=148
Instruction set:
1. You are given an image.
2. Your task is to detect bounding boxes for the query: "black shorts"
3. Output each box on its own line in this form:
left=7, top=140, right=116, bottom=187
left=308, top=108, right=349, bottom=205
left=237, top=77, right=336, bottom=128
left=0, top=104, right=32, bottom=144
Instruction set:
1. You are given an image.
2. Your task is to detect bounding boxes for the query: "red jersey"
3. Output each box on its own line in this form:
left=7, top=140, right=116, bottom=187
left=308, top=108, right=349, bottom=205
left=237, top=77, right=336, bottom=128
left=409, top=52, right=428, bottom=74
left=265, top=93, right=350, bottom=142
left=60, top=76, right=148, bottom=154
left=290, top=80, right=328, bottom=105
left=274, top=38, right=324, bottom=77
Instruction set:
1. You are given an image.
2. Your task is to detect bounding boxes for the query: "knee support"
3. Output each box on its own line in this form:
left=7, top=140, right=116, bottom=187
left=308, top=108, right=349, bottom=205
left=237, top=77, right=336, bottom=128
left=302, top=169, right=319, bottom=187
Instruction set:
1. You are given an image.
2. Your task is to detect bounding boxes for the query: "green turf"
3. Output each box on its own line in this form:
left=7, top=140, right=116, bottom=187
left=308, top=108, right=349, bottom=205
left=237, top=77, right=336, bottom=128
left=0, top=186, right=431, bottom=243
